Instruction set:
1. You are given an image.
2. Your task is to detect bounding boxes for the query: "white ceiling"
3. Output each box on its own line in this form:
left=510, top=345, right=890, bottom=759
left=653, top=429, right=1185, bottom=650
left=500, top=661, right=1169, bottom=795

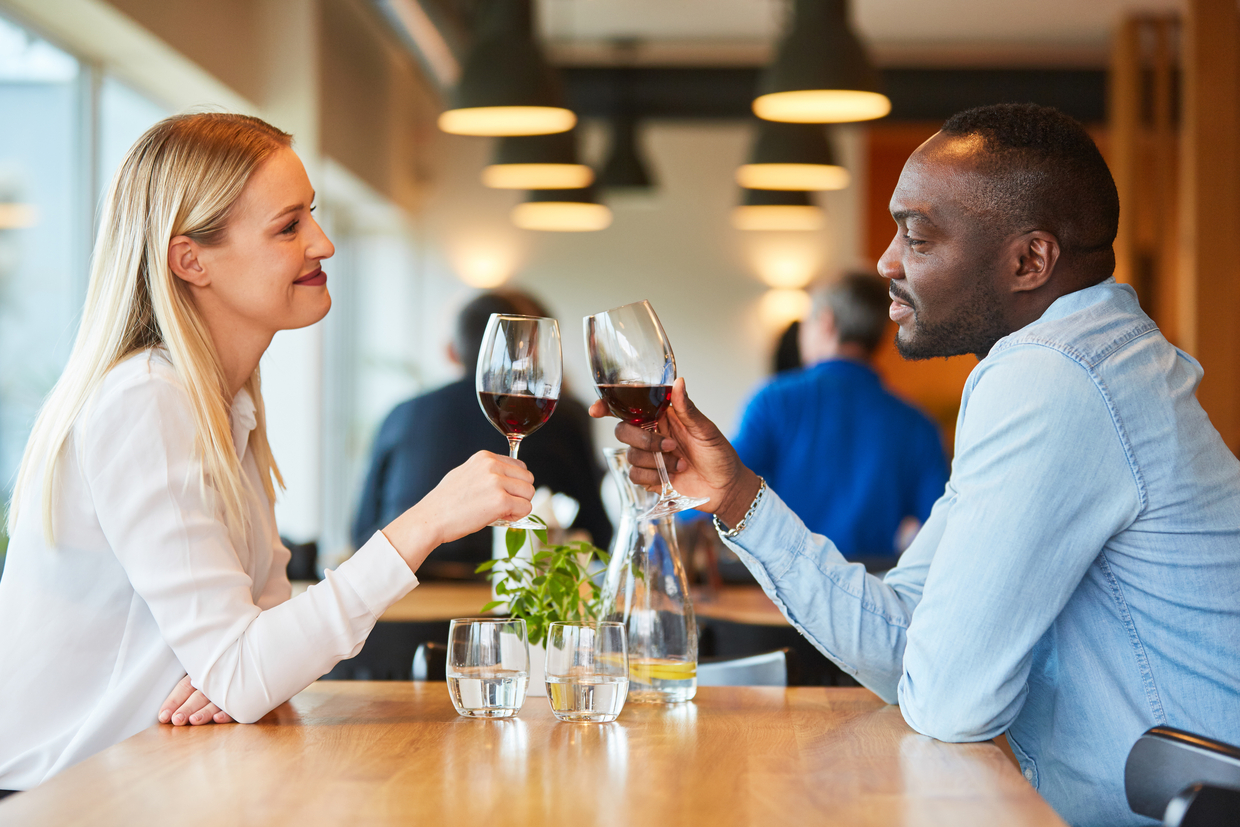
left=540, top=0, right=1184, bottom=66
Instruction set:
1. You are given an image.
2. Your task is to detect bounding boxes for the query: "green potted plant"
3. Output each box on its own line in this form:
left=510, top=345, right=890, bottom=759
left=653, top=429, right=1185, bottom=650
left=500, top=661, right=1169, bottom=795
left=475, top=522, right=611, bottom=693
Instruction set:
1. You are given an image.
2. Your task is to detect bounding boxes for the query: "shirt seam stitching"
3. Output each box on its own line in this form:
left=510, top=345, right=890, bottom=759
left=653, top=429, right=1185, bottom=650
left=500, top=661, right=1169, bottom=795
left=1095, top=550, right=1168, bottom=723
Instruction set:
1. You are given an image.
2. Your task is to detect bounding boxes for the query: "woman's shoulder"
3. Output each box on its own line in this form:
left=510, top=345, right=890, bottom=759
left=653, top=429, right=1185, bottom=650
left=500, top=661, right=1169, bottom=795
left=86, top=348, right=191, bottom=423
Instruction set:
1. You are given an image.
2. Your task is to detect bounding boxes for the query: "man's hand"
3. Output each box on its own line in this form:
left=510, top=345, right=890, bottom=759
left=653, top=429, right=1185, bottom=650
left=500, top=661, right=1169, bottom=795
left=158, top=675, right=233, bottom=726
left=590, top=377, right=761, bottom=529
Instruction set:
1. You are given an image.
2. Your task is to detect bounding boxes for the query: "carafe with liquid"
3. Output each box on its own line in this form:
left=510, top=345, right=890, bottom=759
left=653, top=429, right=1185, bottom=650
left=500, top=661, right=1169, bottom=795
left=600, top=448, right=698, bottom=702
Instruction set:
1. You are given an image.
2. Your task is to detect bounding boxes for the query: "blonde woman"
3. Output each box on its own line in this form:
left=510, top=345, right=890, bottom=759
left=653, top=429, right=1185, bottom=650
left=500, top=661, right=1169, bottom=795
left=0, top=113, right=535, bottom=792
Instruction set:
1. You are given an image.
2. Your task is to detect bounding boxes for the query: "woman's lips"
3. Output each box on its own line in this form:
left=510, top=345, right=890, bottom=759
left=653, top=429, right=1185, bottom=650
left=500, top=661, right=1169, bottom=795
left=294, top=267, right=327, bottom=286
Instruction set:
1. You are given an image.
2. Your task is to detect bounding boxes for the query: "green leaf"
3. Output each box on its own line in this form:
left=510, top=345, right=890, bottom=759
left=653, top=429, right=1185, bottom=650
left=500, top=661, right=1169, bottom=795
left=480, top=600, right=505, bottom=614
left=475, top=559, right=499, bottom=573
left=505, top=528, right=524, bottom=558
left=534, top=527, right=549, bottom=546
left=495, top=581, right=509, bottom=596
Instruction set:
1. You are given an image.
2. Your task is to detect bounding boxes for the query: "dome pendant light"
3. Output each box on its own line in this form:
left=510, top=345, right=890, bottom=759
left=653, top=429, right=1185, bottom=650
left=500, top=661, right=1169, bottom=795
left=753, top=0, right=890, bottom=124
left=483, top=130, right=594, bottom=189
left=732, top=189, right=824, bottom=231
left=512, top=188, right=613, bottom=232
left=599, top=114, right=655, bottom=192
left=736, top=121, right=850, bottom=191
left=438, top=0, right=576, bottom=136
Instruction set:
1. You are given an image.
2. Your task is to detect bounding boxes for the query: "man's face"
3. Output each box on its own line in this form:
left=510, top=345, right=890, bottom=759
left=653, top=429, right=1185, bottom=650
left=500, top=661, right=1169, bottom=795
left=877, top=133, right=1013, bottom=361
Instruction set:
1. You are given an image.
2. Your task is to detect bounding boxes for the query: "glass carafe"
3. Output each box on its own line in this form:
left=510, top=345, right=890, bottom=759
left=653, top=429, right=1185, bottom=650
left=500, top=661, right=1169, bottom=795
left=601, top=448, right=698, bottom=703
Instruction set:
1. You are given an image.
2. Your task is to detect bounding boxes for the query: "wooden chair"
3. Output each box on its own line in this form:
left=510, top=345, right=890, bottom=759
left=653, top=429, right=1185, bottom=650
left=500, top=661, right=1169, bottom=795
left=1124, top=726, right=1240, bottom=826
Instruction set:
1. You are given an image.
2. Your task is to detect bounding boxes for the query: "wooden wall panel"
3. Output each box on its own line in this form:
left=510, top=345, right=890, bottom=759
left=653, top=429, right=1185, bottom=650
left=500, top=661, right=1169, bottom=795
left=1178, top=0, right=1240, bottom=452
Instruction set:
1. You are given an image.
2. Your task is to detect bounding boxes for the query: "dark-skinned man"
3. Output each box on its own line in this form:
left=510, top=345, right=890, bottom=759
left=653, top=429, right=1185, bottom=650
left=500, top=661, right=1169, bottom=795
left=594, top=104, right=1240, bottom=827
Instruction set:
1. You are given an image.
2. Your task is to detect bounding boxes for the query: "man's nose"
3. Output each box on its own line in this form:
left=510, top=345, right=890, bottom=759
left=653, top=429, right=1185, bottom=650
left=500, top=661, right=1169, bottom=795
left=877, top=233, right=902, bottom=281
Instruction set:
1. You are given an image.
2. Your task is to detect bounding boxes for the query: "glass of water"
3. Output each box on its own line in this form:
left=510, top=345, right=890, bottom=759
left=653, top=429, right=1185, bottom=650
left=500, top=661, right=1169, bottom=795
left=545, top=621, right=629, bottom=723
left=447, top=618, right=530, bottom=718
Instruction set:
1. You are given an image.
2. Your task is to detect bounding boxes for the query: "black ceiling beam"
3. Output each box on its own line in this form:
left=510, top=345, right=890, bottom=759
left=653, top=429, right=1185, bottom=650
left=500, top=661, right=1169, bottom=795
left=561, top=66, right=1107, bottom=123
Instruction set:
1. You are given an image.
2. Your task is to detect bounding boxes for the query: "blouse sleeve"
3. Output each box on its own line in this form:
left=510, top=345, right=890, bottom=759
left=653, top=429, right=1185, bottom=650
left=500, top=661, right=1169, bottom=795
left=79, top=369, right=418, bottom=723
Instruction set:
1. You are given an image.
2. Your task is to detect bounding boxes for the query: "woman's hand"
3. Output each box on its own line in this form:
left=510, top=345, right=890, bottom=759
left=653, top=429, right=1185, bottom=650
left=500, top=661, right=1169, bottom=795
left=158, top=674, right=233, bottom=726
left=589, top=377, right=761, bottom=529
left=382, top=451, right=535, bottom=572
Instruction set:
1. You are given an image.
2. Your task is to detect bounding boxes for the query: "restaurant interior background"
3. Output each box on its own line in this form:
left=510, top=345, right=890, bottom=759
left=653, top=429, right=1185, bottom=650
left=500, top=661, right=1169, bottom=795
left=0, top=0, right=1232, bottom=574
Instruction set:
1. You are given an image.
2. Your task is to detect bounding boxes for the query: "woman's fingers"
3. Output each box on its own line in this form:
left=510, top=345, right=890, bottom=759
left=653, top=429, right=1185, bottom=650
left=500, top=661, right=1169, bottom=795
left=189, top=702, right=223, bottom=725
left=159, top=675, right=195, bottom=724
left=171, top=689, right=213, bottom=726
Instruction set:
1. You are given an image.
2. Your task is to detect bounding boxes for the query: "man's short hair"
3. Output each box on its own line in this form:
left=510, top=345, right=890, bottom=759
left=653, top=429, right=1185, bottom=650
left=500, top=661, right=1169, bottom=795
left=455, top=291, right=528, bottom=368
left=939, top=103, right=1119, bottom=273
left=810, top=273, right=891, bottom=355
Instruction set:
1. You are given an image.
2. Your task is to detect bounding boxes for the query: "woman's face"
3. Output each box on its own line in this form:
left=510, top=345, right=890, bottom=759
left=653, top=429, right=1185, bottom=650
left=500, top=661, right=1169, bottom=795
left=193, top=147, right=334, bottom=338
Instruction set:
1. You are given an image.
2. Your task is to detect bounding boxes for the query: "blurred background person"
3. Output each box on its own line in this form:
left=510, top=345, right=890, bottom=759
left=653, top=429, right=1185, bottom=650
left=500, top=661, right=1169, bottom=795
left=732, top=273, right=948, bottom=570
left=772, top=320, right=802, bottom=374
left=352, top=290, right=612, bottom=578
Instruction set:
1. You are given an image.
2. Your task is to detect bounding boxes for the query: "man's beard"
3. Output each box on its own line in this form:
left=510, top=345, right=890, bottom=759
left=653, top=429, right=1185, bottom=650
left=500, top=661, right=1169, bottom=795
left=894, top=276, right=1011, bottom=361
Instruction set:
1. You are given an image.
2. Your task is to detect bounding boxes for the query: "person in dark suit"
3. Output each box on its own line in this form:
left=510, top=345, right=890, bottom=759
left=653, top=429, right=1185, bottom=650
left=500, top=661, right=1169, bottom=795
left=352, top=291, right=612, bottom=577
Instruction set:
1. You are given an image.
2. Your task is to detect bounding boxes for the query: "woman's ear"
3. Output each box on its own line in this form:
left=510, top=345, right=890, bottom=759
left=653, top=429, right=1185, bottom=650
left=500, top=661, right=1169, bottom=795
left=168, top=236, right=210, bottom=288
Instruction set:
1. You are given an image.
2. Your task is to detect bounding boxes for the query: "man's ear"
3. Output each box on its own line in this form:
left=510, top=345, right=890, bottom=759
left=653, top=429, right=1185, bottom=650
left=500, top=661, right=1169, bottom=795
left=1009, top=231, right=1060, bottom=294
left=168, top=236, right=210, bottom=288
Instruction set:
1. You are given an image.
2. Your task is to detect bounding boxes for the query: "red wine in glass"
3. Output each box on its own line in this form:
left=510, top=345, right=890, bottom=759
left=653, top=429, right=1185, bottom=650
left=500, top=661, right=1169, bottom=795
left=595, top=384, right=672, bottom=428
left=478, top=392, right=557, bottom=438
left=584, top=301, right=708, bottom=519
left=476, top=314, right=563, bottom=529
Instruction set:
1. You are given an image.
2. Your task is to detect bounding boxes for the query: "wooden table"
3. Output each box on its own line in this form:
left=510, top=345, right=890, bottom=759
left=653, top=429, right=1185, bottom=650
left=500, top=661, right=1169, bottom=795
left=375, top=582, right=789, bottom=626
left=0, top=683, right=1065, bottom=827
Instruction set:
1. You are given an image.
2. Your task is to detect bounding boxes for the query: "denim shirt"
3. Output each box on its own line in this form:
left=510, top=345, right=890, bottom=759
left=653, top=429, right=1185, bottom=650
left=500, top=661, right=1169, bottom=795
left=724, top=279, right=1240, bottom=827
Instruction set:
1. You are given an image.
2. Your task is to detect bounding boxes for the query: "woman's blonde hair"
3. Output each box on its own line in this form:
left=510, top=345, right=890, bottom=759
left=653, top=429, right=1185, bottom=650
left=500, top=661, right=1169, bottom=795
left=8, top=112, right=291, bottom=541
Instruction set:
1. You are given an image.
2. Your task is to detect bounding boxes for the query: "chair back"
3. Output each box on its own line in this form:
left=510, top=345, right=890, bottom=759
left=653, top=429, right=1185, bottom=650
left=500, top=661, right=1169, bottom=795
left=412, top=641, right=448, bottom=682
left=697, top=649, right=789, bottom=687
left=1163, top=784, right=1240, bottom=827
left=1124, top=726, right=1240, bottom=820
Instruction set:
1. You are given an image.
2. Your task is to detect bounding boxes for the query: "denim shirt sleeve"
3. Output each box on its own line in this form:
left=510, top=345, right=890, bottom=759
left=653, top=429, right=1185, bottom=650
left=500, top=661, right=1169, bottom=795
left=725, top=343, right=1143, bottom=739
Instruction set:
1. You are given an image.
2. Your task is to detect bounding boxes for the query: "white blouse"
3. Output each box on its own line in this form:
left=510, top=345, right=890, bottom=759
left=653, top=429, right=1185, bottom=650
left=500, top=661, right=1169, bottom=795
left=0, top=350, right=419, bottom=789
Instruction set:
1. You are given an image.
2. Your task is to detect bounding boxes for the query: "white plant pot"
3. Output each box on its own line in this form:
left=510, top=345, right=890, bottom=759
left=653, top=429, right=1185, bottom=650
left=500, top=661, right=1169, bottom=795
left=528, top=642, right=547, bottom=697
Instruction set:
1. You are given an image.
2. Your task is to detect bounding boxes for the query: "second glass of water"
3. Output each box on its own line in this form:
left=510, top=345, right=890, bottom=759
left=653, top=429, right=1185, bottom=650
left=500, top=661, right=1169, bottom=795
left=545, top=621, right=629, bottom=723
left=447, top=618, right=530, bottom=718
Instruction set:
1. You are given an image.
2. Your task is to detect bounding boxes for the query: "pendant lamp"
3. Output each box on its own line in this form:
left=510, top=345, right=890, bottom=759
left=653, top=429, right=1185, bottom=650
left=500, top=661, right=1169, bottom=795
left=438, top=0, right=576, bottom=136
left=482, top=130, right=594, bottom=189
left=736, top=121, right=850, bottom=191
left=599, top=114, right=655, bottom=192
left=512, top=188, right=613, bottom=232
left=732, top=189, right=824, bottom=231
left=753, top=0, right=890, bottom=124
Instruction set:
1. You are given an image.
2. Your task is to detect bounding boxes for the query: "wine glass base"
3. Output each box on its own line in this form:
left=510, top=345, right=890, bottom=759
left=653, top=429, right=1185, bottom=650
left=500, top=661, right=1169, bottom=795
left=489, top=516, right=546, bottom=530
left=638, top=494, right=709, bottom=521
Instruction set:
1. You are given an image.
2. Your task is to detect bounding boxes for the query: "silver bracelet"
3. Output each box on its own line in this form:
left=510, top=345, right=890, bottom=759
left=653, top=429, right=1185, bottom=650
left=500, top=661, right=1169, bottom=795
left=713, top=476, right=767, bottom=539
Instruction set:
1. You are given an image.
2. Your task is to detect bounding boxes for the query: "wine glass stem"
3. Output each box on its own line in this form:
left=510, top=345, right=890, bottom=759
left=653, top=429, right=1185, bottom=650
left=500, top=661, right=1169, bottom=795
left=646, top=427, right=676, bottom=498
left=508, top=438, right=522, bottom=461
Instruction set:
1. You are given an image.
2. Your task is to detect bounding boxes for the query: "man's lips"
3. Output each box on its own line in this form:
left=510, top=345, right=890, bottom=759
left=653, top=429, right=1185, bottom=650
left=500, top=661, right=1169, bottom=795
left=294, top=267, right=326, bottom=286
left=889, top=289, right=914, bottom=324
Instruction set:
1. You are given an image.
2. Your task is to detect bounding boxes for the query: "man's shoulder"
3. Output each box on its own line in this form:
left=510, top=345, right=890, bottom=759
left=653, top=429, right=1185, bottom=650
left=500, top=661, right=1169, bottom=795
left=991, top=280, right=1161, bottom=370
left=379, top=380, right=474, bottom=437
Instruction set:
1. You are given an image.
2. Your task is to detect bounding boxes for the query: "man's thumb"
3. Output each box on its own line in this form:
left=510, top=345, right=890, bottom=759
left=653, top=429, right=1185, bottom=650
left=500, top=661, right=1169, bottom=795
left=671, top=377, right=707, bottom=427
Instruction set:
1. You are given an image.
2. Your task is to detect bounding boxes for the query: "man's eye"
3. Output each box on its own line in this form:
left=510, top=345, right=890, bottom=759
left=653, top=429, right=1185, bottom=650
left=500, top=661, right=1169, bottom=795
left=903, top=235, right=925, bottom=248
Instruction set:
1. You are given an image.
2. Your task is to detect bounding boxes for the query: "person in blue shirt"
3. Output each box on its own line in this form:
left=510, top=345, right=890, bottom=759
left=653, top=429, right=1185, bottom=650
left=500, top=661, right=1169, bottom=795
left=595, top=103, right=1240, bottom=827
left=733, top=274, right=947, bottom=569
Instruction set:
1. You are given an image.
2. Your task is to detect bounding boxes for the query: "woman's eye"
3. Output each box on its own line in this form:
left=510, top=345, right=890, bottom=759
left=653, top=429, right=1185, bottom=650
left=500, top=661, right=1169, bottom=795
left=281, top=219, right=300, bottom=235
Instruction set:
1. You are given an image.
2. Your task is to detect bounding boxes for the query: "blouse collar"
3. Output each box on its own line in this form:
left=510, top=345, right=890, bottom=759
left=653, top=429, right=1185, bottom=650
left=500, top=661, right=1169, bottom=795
left=230, top=387, right=257, bottom=460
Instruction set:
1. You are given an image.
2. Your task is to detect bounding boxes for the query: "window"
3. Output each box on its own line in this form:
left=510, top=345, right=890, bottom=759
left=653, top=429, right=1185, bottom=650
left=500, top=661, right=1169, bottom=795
left=0, top=11, right=168, bottom=516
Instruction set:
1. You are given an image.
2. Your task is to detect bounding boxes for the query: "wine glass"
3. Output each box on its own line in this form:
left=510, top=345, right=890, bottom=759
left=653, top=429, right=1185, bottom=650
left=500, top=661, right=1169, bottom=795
left=476, top=313, right=562, bottom=529
left=583, top=300, right=708, bottom=520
